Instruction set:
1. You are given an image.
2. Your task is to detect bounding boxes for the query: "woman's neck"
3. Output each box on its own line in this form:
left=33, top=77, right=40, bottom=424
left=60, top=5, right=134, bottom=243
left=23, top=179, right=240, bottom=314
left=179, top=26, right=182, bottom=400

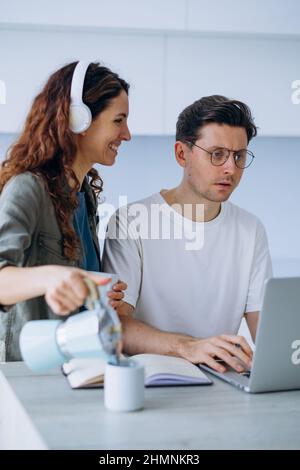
left=71, top=151, right=92, bottom=188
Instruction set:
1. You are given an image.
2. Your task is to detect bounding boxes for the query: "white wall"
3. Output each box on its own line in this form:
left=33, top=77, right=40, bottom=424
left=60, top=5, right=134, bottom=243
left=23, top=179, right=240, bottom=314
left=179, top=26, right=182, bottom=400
left=1, top=0, right=300, bottom=35
left=1, top=0, right=300, bottom=135
left=1, top=0, right=300, bottom=347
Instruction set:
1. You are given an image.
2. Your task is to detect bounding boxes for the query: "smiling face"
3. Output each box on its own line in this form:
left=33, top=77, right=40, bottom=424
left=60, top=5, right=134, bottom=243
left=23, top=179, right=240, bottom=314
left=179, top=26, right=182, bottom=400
left=76, top=90, right=131, bottom=168
left=177, top=123, right=247, bottom=203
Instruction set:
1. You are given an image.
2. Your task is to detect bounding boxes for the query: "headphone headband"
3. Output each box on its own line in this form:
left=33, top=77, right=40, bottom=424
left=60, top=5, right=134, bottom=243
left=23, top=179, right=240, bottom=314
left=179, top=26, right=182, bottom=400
left=70, top=61, right=90, bottom=105
left=69, top=61, right=92, bottom=133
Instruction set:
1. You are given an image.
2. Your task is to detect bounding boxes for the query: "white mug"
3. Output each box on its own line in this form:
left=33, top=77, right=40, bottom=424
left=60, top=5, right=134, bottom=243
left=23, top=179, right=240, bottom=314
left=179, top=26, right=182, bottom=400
left=104, top=358, right=145, bottom=412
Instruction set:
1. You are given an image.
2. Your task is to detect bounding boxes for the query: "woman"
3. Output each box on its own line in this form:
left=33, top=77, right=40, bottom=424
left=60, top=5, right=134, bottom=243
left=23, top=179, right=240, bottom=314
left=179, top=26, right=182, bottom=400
left=0, top=61, right=130, bottom=361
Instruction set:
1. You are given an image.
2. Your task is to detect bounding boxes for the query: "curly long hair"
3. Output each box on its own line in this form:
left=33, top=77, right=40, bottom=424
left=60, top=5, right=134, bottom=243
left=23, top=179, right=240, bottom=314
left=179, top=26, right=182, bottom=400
left=0, top=61, right=129, bottom=260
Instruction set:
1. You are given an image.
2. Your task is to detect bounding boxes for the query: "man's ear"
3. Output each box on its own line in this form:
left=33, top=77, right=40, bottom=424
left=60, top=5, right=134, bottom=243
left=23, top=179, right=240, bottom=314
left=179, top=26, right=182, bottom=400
left=175, top=141, right=188, bottom=168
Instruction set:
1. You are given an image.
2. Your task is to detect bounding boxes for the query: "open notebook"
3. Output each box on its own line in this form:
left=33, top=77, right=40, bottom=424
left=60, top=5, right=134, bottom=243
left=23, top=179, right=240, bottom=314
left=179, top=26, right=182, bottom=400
left=62, top=353, right=213, bottom=389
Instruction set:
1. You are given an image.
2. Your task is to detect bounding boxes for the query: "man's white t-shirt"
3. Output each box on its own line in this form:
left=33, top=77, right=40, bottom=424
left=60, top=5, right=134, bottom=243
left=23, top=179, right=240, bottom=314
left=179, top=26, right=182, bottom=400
left=102, top=193, right=273, bottom=338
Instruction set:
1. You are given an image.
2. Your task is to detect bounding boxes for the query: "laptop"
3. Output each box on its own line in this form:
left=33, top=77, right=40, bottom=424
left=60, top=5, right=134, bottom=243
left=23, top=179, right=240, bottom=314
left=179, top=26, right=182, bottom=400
left=200, top=277, right=300, bottom=393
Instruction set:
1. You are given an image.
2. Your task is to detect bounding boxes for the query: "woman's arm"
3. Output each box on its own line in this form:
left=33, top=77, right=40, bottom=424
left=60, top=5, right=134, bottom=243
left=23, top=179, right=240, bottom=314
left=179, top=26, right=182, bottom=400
left=0, top=265, right=110, bottom=315
left=0, top=174, right=126, bottom=314
left=0, top=265, right=50, bottom=305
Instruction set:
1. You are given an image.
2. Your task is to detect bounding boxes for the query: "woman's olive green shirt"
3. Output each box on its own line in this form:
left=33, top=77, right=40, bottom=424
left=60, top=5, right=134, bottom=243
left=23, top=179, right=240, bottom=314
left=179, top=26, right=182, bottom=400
left=0, top=172, right=100, bottom=361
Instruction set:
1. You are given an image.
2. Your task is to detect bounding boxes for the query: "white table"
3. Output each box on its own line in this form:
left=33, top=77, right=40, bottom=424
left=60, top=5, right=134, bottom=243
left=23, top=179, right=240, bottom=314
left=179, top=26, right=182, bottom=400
left=1, top=362, right=300, bottom=450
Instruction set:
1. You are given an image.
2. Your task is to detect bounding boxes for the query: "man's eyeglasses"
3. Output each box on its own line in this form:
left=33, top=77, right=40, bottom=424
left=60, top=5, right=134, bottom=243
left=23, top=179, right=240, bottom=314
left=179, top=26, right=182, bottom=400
left=184, top=141, right=255, bottom=169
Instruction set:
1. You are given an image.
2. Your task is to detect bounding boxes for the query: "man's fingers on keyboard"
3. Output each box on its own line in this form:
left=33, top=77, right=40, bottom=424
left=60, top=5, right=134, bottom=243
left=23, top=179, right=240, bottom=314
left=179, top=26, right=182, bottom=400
left=214, top=338, right=251, bottom=368
left=221, top=334, right=253, bottom=357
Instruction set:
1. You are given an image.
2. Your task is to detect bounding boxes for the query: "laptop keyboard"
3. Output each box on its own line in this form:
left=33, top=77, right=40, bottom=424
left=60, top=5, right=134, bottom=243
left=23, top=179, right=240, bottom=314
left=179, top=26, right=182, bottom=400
left=239, top=370, right=251, bottom=378
left=215, top=359, right=251, bottom=377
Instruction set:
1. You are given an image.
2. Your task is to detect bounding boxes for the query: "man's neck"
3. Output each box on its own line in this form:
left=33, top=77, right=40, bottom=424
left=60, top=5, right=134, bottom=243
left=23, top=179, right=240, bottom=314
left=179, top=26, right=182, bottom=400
left=160, top=185, right=221, bottom=222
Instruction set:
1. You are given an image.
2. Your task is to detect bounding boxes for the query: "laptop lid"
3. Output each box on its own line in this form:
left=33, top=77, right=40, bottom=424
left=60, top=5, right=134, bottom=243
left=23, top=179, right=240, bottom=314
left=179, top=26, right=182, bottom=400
left=200, top=277, right=300, bottom=393
left=248, top=277, right=300, bottom=392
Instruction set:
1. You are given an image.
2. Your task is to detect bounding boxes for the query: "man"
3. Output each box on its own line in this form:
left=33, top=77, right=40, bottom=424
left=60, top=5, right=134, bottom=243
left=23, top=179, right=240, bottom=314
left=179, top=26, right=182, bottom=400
left=102, top=95, right=272, bottom=373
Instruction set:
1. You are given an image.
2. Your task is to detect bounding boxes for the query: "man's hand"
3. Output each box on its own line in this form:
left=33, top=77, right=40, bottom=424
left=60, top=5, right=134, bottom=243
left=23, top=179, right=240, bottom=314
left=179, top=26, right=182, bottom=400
left=107, top=281, right=127, bottom=311
left=179, top=334, right=253, bottom=373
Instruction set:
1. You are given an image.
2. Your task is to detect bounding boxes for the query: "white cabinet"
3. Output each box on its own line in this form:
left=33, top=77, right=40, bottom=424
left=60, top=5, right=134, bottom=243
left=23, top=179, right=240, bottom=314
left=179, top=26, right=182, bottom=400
left=187, top=0, right=300, bottom=36
left=164, top=36, right=300, bottom=136
left=0, top=0, right=186, bottom=31
left=2, top=0, right=300, bottom=36
left=0, top=30, right=165, bottom=135
left=1, top=0, right=300, bottom=136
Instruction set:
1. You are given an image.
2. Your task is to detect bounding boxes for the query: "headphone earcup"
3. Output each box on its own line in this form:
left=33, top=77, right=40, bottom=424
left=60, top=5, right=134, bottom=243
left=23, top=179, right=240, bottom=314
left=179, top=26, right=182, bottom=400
left=69, top=103, right=92, bottom=133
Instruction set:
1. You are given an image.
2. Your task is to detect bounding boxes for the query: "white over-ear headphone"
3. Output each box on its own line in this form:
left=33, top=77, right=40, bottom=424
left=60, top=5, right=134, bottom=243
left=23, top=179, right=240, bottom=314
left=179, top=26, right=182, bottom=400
left=69, top=61, right=92, bottom=133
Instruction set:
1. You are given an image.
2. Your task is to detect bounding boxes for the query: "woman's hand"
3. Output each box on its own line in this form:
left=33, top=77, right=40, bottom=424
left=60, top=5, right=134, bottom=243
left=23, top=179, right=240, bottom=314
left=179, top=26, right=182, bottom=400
left=107, top=281, right=127, bottom=312
left=43, top=266, right=110, bottom=315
